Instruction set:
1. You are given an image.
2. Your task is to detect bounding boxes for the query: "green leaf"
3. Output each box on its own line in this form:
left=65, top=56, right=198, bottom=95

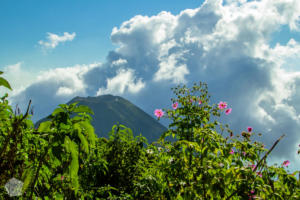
left=64, top=136, right=79, bottom=193
left=54, top=193, right=64, bottom=200
left=0, top=77, right=12, bottom=90
left=79, top=121, right=96, bottom=148
left=21, top=167, right=35, bottom=193
left=74, top=124, right=89, bottom=154
left=52, top=107, right=65, bottom=116
left=73, top=105, right=94, bottom=115
left=38, top=121, right=52, bottom=132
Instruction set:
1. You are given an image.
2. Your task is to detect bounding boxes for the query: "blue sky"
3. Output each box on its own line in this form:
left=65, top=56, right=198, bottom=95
left=0, top=0, right=205, bottom=70
left=1, top=0, right=300, bottom=172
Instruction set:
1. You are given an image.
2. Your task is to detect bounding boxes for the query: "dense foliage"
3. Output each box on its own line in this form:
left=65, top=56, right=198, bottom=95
left=0, top=72, right=299, bottom=199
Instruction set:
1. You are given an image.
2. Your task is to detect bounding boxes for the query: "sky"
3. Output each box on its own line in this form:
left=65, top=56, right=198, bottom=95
left=1, top=0, right=300, bottom=172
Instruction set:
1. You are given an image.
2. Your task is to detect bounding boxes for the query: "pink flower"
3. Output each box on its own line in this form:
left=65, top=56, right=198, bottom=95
left=61, top=176, right=64, bottom=181
left=190, top=99, right=194, bottom=103
left=243, top=152, right=246, bottom=156
left=154, top=109, right=164, bottom=118
left=247, top=126, right=253, bottom=132
left=218, top=101, right=227, bottom=109
left=225, top=108, right=232, bottom=115
left=282, top=160, right=290, bottom=167
left=249, top=193, right=256, bottom=200
left=229, top=149, right=234, bottom=154
left=250, top=164, right=256, bottom=171
left=198, top=100, right=202, bottom=105
left=172, top=102, right=178, bottom=109
left=256, top=172, right=262, bottom=177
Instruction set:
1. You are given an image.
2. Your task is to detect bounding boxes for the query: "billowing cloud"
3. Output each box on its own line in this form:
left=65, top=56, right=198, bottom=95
left=38, top=32, right=76, bottom=49
left=96, top=68, right=145, bottom=95
left=10, top=62, right=100, bottom=121
left=10, top=0, right=300, bottom=171
left=0, top=62, right=37, bottom=96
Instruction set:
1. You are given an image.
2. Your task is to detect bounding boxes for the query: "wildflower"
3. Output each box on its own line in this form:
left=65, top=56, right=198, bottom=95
left=247, top=126, right=253, bottom=132
left=190, top=98, right=194, bottom=103
left=257, top=172, right=262, bottom=177
left=172, top=102, right=178, bottom=109
left=218, top=101, right=227, bottom=109
left=169, top=157, right=174, bottom=164
left=146, top=149, right=154, bottom=155
left=282, top=160, right=290, bottom=167
left=179, top=181, right=186, bottom=186
left=241, top=131, right=251, bottom=138
left=61, top=176, right=64, bottom=181
left=225, top=108, right=232, bottom=115
left=250, top=164, right=256, bottom=171
left=243, top=152, right=246, bottom=156
left=154, top=109, right=164, bottom=118
left=249, top=190, right=256, bottom=200
left=229, top=149, right=234, bottom=154
left=198, top=100, right=202, bottom=105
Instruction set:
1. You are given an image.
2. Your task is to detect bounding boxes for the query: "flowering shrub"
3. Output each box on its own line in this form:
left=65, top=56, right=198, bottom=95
left=137, top=82, right=299, bottom=199
left=0, top=73, right=299, bottom=199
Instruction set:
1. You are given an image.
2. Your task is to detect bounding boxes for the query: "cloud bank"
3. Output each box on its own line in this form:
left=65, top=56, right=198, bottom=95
left=9, top=0, right=300, bottom=171
left=38, top=32, right=76, bottom=49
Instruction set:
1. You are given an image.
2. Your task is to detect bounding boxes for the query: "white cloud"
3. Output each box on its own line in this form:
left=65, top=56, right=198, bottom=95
left=153, top=52, right=189, bottom=84
left=38, top=32, right=76, bottom=49
left=0, top=62, right=37, bottom=96
left=111, top=58, right=128, bottom=66
left=10, top=62, right=100, bottom=121
left=96, top=68, right=145, bottom=95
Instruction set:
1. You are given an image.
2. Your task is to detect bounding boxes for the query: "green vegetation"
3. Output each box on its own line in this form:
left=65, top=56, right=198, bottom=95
left=0, top=72, right=299, bottom=199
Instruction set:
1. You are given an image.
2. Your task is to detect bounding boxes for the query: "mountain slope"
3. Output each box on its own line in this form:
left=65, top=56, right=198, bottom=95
left=36, top=95, right=168, bottom=143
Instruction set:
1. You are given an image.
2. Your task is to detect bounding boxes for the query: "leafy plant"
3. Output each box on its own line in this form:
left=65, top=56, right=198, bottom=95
left=0, top=73, right=299, bottom=199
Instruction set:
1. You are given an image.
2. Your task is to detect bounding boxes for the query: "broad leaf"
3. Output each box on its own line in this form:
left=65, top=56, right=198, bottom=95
left=0, top=77, right=12, bottom=90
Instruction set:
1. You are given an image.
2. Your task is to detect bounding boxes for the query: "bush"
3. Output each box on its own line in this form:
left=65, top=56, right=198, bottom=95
left=0, top=72, right=299, bottom=199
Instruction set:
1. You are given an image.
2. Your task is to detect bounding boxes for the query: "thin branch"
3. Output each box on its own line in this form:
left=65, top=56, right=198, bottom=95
left=226, top=134, right=285, bottom=200
left=253, top=134, right=285, bottom=172
left=21, top=100, right=32, bottom=121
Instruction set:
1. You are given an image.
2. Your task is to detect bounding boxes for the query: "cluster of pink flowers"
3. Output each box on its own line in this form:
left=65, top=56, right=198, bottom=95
left=155, top=99, right=233, bottom=119
left=229, top=149, right=234, bottom=154
left=218, top=101, right=232, bottom=115
left=155, top=98, right=203, bottom=118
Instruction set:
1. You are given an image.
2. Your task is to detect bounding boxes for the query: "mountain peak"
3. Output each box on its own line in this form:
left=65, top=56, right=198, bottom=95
left=37, top=95, right=167, bottom=143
